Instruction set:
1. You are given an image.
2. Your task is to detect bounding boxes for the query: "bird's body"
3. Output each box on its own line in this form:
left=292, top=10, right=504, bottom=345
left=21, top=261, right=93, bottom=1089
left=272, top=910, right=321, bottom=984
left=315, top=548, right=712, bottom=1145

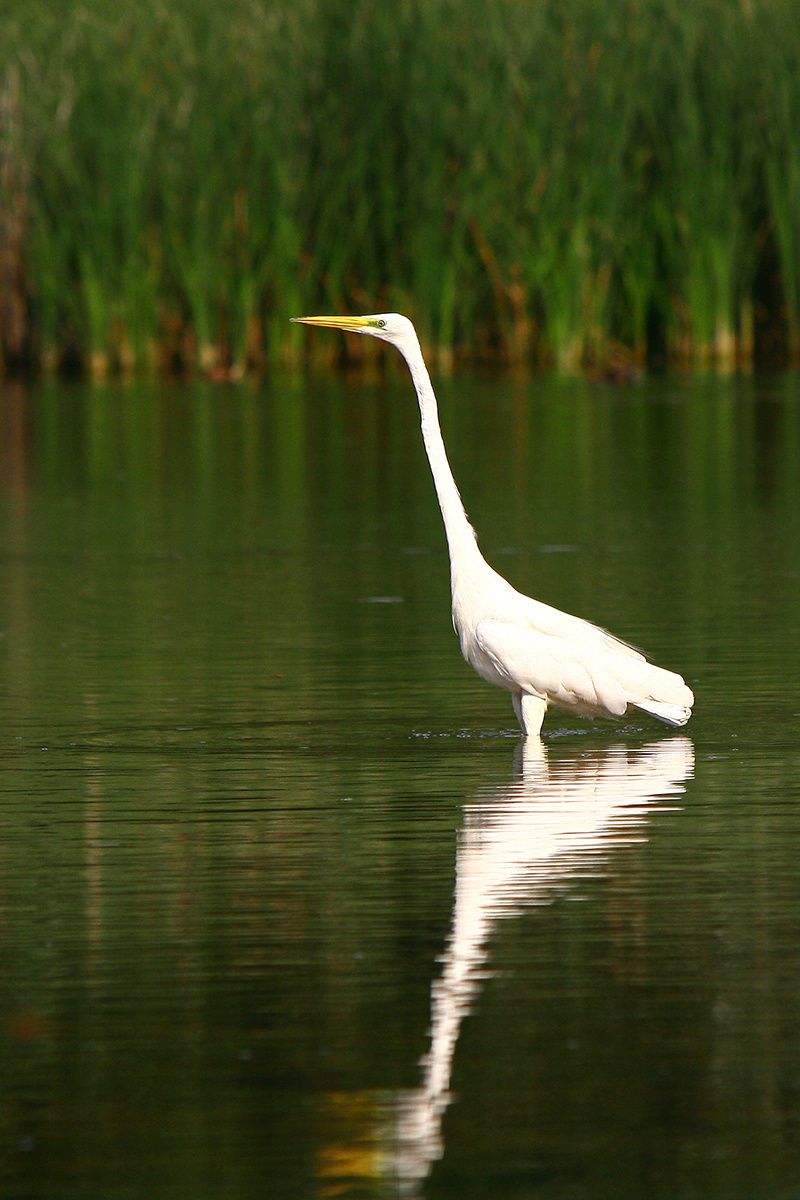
left=292, top=313, right=694, bottom=737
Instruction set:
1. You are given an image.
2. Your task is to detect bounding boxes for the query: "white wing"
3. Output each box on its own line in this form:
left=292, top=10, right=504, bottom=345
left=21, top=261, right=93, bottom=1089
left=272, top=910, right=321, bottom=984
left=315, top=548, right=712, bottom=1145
left=471, top=591, right=693, bottom=725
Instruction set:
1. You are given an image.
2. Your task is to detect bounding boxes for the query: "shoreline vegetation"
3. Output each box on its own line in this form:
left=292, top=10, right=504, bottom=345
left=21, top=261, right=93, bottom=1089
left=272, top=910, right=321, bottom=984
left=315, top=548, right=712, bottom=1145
left=1, top=0, right=799, bottom=378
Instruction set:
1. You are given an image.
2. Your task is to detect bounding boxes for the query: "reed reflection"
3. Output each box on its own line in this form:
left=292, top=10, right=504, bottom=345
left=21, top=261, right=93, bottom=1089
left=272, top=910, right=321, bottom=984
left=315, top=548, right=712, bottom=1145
left=390, top=736, right=695, bottom=1196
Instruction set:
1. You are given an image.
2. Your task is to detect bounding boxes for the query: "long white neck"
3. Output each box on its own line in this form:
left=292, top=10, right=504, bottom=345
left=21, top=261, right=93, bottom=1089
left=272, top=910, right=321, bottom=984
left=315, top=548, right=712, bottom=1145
left=400, top=334, right=486, bottom=576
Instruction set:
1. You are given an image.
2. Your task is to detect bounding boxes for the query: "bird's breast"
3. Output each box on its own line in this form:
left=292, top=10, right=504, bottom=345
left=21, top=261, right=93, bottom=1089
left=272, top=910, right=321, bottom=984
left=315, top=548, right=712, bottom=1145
left=452, top=604, right=515, bottom=692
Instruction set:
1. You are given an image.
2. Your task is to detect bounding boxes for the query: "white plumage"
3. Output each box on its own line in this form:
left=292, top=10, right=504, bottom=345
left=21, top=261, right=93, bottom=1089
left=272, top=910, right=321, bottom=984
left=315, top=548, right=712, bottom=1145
left=292, top=312, right=694, bottom=737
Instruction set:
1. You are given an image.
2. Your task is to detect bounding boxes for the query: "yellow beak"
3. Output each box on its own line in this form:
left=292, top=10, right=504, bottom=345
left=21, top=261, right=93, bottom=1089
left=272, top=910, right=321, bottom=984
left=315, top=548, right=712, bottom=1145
left=291, top=315, right=378, bottom=332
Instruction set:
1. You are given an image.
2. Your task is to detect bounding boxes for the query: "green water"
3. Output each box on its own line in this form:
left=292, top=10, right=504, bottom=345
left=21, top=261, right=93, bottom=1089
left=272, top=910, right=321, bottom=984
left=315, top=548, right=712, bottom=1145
left=0, top=371, right=799, bottom=1199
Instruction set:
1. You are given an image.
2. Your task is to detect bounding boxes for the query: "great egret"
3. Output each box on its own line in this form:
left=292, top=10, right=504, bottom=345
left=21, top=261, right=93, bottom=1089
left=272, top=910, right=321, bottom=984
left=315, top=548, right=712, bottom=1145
left=292, top=313, right=694, bottom=736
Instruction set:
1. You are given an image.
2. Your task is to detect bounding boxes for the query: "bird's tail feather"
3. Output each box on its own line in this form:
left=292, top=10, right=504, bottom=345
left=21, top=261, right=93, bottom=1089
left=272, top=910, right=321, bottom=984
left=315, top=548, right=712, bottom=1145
left=615, top=657, right=694, bottom=727
left=634, top=697, right=692, bottom=726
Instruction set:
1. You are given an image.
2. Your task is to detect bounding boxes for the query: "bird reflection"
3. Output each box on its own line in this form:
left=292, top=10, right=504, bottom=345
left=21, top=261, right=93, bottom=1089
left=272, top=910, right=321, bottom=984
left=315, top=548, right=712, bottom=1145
left=390, top=735, right=694, bottom=1196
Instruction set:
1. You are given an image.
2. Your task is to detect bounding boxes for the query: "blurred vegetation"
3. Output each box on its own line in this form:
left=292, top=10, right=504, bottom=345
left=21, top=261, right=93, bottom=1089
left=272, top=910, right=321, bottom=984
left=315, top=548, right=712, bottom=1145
left=1, top=0, right=800, bottom=375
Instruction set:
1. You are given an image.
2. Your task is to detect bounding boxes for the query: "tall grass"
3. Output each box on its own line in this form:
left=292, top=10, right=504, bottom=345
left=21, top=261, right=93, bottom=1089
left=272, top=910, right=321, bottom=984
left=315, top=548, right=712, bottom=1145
left=757, top=0, right=800, bottom=359
left=1, top=0, right=799, bottom=374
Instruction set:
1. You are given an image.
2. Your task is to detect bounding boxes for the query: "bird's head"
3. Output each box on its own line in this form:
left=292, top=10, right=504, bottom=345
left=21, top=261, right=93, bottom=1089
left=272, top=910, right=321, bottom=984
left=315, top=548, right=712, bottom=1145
left=291, top=312, right=417, bottom=350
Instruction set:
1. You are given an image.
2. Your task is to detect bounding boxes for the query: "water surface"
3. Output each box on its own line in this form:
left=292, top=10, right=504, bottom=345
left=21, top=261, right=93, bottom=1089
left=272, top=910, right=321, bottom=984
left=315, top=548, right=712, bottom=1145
left=0, top=371, right=799, bottom=1198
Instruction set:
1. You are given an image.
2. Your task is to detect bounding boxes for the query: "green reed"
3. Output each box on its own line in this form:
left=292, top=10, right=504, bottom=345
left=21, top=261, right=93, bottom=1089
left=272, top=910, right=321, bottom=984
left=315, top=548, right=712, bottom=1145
left=757, top=0, right=800, bottom=359
left=1, top=0, right=799, bottom=374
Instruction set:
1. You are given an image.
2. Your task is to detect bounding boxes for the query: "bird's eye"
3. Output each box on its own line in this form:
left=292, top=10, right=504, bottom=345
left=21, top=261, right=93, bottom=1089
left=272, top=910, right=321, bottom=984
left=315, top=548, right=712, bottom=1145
left=377, top=319, right=386, bottom=329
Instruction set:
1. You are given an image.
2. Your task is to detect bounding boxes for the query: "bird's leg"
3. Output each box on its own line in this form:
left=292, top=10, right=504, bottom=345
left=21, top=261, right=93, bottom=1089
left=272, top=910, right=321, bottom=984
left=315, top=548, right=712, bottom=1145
left=513, top=692, right=548, bottom=737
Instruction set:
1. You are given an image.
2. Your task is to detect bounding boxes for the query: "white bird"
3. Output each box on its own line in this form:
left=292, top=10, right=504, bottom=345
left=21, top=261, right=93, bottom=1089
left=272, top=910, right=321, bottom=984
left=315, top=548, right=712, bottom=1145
left=292, top=313, right=694, bottom=737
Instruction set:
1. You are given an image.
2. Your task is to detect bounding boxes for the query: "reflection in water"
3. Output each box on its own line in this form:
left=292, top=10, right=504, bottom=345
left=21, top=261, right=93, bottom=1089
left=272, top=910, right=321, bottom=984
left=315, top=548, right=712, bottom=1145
left=389, top=736, right=694, bottom=1197
left=3, top=380, right=797, bottom=1199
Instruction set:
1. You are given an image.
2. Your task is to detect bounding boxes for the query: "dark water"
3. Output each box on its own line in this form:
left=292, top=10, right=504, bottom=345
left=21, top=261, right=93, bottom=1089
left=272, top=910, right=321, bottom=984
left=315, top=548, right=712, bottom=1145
left=0, top=371, right=799, bottom=1199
